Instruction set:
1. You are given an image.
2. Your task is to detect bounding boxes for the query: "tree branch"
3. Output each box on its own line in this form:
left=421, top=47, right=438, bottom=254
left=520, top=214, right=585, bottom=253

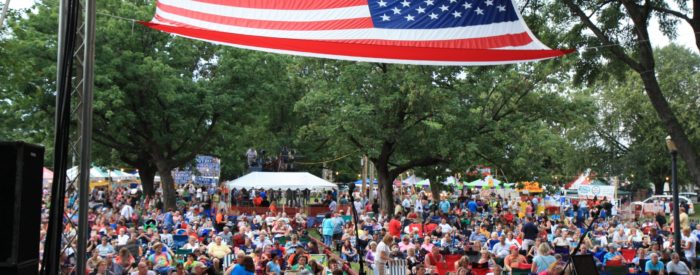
left=562, top=0, right=643, bottom=71
left=649, top=5, right=692, bottom=23
left=389, top=156, right=445, bottom=176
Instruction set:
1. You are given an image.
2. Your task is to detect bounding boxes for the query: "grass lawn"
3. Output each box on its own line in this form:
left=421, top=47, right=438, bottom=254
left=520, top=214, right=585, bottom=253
left=308, top=229, right=373, bottom=274
left=690, top=204, right=700, bottom=221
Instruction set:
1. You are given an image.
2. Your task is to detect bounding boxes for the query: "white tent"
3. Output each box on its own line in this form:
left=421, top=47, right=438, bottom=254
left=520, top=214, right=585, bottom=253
left=109, top=170, right=139, bottom=181
left=67, top=166, right=109, bottom=181
left=402, top=175, right=424, bottom=185
left=225, top=172, right=337, bottom=191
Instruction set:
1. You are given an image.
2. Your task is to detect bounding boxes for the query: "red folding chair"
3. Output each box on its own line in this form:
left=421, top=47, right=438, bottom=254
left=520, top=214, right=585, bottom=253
left=620, top=249, right=635, bottom=263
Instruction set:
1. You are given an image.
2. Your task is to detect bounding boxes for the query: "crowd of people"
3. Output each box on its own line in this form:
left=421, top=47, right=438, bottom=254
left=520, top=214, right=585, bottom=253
left=41, top=176, right=700, bottom=275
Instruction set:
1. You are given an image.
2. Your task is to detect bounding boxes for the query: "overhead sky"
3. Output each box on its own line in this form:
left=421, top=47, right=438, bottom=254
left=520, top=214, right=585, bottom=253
left=7, top=0, right=698, bottom=53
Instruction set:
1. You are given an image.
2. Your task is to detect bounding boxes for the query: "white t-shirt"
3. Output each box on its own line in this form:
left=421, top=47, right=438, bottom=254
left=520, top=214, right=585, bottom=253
left=120, top=204, right=134, bottom=219
left=131, top=271, right=156, bottom=275
left=375, top=241, right=391, bottom=264
left=439, top=223, right=453, bottom=234
left=667, top=261, right=690, bottom=275
left=117, top=234, right=130, bottom=246
left=682, top=234, right=697, bottom=259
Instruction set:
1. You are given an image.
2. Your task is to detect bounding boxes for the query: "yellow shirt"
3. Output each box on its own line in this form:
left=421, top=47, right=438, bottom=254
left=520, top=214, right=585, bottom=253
left=207, top=243, right=231, bottom=259
left=680, top=212, right=689, bottom=229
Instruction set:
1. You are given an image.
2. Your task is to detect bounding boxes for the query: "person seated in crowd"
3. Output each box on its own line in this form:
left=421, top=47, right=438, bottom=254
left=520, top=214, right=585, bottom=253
left=666, top=252, right=691, bottom=275
left=399, top=235, right=416, bottom=253
left=341, top=239, right=359, bottom=262
left=487, top=233, right=500, bottom=250
left=424, top=245, right=444, bottom=271
left=97, top=237, right=116, bottom=258
left=531, top=244, right=556, bottom=274
left=254, top=232, right=273, bottom=249
left=284, top=234, right=302, bottom=256
left=181, top=236, right=200, bottom=252
left=420, top=237, right=434, bottom=254
left=645, top=253, right=665, bottom=275
left=491, top=236, right=510, bottom=259
left=503, top=245, right=528, bottom=273
left=470, top=228, right=488, bottom=243
left=131, top=261, right=156, bottom=275
left=265, top=253, right=282, bottom=275
left=207, top=236, right=231, bottom=265
left=291, top=255, right=312, bottom=272
left=603, top=244, right=626, bottom=265
left=147, top=243, right=172, bottom=275
left=224, top=255, right=255, bottom=275
left=239, top=237, right=256, bottom=254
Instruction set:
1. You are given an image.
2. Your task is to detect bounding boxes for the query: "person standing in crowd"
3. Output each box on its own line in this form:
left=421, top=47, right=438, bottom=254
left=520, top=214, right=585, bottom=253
left=322, top=213, right=335, bottom=247
left=374, top=234, right=393, bottom=275
left=522, top=216, right=539, bottom=252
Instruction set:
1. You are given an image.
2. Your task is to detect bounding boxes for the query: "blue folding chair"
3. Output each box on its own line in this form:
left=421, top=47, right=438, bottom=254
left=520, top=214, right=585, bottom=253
left=172, top=235, right=188, bottom=249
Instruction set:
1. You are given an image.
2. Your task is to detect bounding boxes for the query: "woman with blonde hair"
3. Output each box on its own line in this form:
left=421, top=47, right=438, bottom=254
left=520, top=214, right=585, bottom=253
left=374, top=234, right=393, bottom=275
left=531, top=243, right=556, bottom=274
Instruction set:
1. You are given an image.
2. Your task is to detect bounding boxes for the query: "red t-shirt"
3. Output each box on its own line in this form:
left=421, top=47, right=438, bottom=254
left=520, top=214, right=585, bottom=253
left=389, top=219, right=402, bottom=237
left=423, top=223, right=438, bottom=234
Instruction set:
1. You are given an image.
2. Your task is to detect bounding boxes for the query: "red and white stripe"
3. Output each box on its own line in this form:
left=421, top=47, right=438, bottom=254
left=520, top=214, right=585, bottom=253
left=146, top=0, right=573, bottom=65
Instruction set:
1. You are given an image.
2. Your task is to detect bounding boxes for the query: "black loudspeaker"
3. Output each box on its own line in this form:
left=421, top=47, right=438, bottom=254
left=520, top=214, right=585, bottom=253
left=0, top=141, right=44, bottom=275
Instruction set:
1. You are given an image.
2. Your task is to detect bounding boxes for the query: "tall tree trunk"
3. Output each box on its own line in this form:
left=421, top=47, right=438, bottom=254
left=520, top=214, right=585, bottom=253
left=429, top=181, right=440, bottom=205
left=138, top=166, right=157, bottom=197
left=154, top=160, right=177, bottom=211
left=640, top=74, right=700, bottom=188
left=654, top=181, right=664, bottom=195
left=377, top=169, right=394, bottom=218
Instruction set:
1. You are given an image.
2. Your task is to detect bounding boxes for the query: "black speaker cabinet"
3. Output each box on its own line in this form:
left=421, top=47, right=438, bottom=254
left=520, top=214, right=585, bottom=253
left=0, top=141, right=44, bottom=275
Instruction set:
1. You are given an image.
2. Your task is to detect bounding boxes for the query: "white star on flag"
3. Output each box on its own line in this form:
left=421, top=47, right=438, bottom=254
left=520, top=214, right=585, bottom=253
left=404, top=14, right=416, bottom=21
left=380, top=14, right=391, bottom=21
left=377, top=0, right=388, bottom=7
left=449, top=0, right=457, bottom=3
left=424, top=0, right=434, bottom=6
left=392, top=7, right=402, bottom=14
left=428, top=12, right=439, bottom=19
left=485, top=0, right=494, bottom=6
left=463, top=2, right=473, bottom=9
left=401, top=0, right=411, bottom=7
left=497, top=5, right=506, bottom=11
left=439, top=5, right=449, bottom=11
left=475, top=7, right=484, bottom=14
left=416, top=6, right=426, bottom=14
left=452, top=11, right=462, bottom=17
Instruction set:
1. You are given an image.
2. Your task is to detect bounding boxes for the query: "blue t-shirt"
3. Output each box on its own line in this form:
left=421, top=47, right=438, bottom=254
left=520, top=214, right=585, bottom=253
left=232, top=264, right=255, bottom=275
left=646, top=260, right=665, bottom=272
left=266, top=261, right=281, bottom=275
left=322, top=218, right=335, bottom=236
left=467, top=201, right=478, bottom=212
left=439, top=200, right=450, bottom=213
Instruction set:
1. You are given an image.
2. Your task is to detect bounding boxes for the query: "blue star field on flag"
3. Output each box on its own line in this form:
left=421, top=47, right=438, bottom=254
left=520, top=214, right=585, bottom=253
left=369, top=0, right=520, bottom=29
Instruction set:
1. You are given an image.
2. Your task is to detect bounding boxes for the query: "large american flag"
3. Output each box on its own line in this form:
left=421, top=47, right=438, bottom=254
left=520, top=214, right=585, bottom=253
left=144, top=0, right=572, bottom=65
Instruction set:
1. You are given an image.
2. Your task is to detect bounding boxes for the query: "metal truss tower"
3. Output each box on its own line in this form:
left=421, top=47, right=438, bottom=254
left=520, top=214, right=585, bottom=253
left=41, top=0, right=95, bottom=274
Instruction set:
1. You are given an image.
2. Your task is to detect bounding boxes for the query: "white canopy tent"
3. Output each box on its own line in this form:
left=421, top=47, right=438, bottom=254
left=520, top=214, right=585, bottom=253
left=225, top=172, right=337, bottom=191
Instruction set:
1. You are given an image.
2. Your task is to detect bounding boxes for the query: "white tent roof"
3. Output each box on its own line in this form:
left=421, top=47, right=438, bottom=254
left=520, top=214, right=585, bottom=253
left=225, top=172, right=337, bottom=191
